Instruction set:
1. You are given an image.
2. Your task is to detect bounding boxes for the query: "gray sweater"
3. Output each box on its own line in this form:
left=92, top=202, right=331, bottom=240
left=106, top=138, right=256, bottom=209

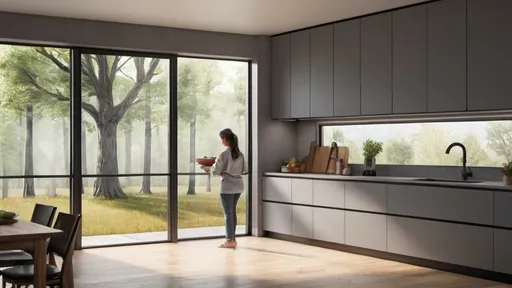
left=211, top=148, right=245, bottom=194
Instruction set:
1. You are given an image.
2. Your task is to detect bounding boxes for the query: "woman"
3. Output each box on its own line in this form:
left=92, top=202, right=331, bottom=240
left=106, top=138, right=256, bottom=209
left=201, top=128, right=245, bottom=249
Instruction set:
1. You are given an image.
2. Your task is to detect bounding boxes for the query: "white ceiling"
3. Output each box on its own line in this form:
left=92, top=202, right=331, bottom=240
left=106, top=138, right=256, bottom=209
left=0, top=0, right=428, bottom=35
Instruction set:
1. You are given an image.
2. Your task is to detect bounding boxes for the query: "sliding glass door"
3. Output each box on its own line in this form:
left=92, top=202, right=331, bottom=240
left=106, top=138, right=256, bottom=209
left=78, top=51, right=172, bottom=247
left=176, top=57, right=250, bottom=239
left=0, top=43, right=251, bottom=247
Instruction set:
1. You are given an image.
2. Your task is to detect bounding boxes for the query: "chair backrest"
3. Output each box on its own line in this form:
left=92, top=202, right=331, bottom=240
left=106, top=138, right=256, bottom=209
left=30, top=204, right=57, bottom=227
left=48, top=212, right=81, bottom=260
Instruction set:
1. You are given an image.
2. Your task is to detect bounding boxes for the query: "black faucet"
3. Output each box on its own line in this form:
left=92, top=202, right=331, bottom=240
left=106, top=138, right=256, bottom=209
left=445, top=142, right=473, bottom=181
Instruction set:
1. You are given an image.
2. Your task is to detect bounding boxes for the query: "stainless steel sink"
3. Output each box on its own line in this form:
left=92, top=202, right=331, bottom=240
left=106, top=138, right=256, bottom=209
left=413, top=177, right=483, bottom=184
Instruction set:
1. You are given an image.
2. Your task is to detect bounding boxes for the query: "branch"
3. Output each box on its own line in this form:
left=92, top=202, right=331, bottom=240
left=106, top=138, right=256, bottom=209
left=119, top=68, right=136, bottom=82
left=35, top=48, right=70, bottom=73
left=109, top=56, right=121, bottom=83
left=82, top=54, right=101, bottom=97
left=81, top=102, right=99, bottom=123
left=22, top=69, right=68, bottom=101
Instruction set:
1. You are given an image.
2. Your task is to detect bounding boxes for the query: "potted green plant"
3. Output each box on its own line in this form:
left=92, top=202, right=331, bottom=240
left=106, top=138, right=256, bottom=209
left=362, top=139, right=383, bottom=176
left=502, top=162, right=512, bottom=185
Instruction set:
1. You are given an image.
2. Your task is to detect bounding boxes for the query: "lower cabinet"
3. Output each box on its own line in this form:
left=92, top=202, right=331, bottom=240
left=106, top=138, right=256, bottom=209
left=345, top=211, right=387, bottom=251
left=263, top=202, right=291, bottom=235
left=494, top=229, right=512, bottom=274
left=313, top=207, right=345, bottom=244
left=387, top=216, right=493, bottom=270
left=292, top=206, right=313, bottom=238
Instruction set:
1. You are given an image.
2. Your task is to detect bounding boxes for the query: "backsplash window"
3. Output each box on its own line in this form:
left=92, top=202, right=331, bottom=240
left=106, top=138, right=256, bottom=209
left=321, top=120, right=512, bottom=167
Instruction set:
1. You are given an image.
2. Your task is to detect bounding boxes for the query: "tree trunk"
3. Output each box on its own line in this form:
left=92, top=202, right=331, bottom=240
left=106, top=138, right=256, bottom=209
left=124, top=128, right=132, bottom=186
left=207, top=174, right=211, bottom=192
left=93, top=121, right=127, bottom=199
left=140, top=100, right=152, bottom=194
left=2, top=142, right=8, bottom=199
left=81, top=127, right=87, bottom=192
left=17, top=115, right=23, bottom=189
left=62, top=118, right=70, bottom=189
left=23, top=103, right=35, bottom=198
left=187, top=115, right=196, bottom=195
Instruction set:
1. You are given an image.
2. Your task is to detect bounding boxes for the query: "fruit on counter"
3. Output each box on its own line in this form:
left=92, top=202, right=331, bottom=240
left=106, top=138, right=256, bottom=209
left=283, top=157, right=298, bottom=168
left=0, top=210, right=16, bottom=220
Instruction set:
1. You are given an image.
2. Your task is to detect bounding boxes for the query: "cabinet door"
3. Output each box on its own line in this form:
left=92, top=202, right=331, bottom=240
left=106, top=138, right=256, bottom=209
left=263, top=202, right=292, bottom=235
left=271, top=34, right=291, bottom=119
left=388, top=216, right=493, bottom=270
left=263, top=177, right=291, bottom=203
left=291, top=30, right=310, bottom=118
left=392, top=5, right=426, bottom=114
left=314, top=207, right=345, bottom=244
left=333, top=19, right=361, bottom=116
left=313, top=180, right=345, bottom=208
left=292, top=205, right=313, bottom=238
left=494, top=192, right=512, bottom=228
left=291, top=179, right=313, bottom=205
left=345, top=211, right=386, bottom=251
left=427, top=0, right=466, bottom=112
left=387, top=185, right=493, bottom=225
left=494, top=229, right=512, bottom=274
left=467, top=0, right=512, bottom=111
left=361, top=13, right=392, bottom=115
left=310, top=25, right=334, bottom=118
left=345, top=182, right=386, bottom=213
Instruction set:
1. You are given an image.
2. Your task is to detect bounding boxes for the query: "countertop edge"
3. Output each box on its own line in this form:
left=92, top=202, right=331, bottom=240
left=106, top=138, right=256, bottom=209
left=262, top=172, right=512, bottom=192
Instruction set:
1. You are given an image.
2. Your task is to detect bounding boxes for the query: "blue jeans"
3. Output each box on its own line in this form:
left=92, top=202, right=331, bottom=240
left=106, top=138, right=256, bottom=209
left=220, top=193, right=241, bottom=240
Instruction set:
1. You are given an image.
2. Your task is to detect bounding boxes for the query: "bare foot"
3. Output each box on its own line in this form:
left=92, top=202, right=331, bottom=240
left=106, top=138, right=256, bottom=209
left=218, top=241, right=236, bottom=249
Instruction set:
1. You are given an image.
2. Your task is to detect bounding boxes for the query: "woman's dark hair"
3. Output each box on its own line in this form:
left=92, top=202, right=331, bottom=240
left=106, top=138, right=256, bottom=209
left=219, top=128, right=241, bottom=160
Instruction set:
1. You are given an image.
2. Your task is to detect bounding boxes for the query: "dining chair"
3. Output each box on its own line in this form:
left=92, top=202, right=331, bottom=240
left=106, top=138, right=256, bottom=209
left=0, top=204, right=57, bottom=267
left=1, top=212, right=81, bottom=288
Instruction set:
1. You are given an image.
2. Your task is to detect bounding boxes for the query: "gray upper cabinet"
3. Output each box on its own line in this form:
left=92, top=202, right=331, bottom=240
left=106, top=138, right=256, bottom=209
left=333, top=19, right=361, bottom=117
left=271, top=34, right=291, bottom=119
left=361, top=13, right=392, bottom=115
left=427, top=0, right=466, bottom=112
left=310, top=25, right=334, bottom=118
left=290, top=31, right=310, bottom=118
left=392, top=5, right=427, bottom=114
left=467, top=0, right=512, bottom=111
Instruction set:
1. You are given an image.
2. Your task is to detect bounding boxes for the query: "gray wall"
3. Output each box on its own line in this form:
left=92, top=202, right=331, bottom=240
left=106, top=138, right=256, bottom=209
left=296, top=120, right=502, bottom=181
left=0, top=11, right=298, bottom=236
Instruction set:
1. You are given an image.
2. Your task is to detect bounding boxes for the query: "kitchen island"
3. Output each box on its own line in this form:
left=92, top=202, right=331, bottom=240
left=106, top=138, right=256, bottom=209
left=262, top=172, right=512, bottom=283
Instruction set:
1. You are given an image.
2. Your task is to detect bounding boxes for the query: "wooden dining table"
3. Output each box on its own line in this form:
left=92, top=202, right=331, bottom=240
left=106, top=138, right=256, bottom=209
left=0, top=219, right=63, bottom=288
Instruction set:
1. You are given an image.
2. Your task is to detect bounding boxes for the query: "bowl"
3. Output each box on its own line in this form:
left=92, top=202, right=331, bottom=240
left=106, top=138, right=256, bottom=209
left=196, top=157, right=216, bottom=167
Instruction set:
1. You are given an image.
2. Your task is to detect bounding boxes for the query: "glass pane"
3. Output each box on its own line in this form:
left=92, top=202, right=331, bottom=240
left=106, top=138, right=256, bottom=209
left=81, top=54, right=170, bottom=176
left=177, top=58, right=249, bottom=239
left=0, top=178, right=69, bottom=219
left=322, top=120, right=512, bottom=166
left=0, top=45, right=71, bottom=177
left=82, top=176, right=168, bottom=247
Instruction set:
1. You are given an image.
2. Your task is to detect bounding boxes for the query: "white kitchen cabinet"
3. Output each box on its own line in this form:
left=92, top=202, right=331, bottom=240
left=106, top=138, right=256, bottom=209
left=292, top=205, right=314, bottom=238
left=263, top=202, right=292, bottom=235
left=313, top=180, right=345, bottom=208
left=345, top=211, right=386, bottom=251
left=388, top=216, right=493, bottom=270
left=263, top=177, right=291, bottom=203
left=291, top=179, right=313, bottom=205
left=313, top=207, right=344, bottom=244
left=345, top=182, right=387, bottom=213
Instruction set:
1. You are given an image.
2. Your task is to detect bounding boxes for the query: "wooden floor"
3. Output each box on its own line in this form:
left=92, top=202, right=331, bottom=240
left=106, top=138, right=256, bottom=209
left=73, top=237, right=511, bottom=288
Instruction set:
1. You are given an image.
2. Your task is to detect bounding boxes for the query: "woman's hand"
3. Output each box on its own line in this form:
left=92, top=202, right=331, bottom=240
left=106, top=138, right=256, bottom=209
left=200, top=165, right=211, bottom=172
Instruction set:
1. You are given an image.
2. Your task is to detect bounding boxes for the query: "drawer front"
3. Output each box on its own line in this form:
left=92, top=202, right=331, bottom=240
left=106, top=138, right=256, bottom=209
left=314, top=207, right=345, bottom=244
left=313, top=180, right=345, bottom=208
left=292, top=179, right=313, bottom=205
left=495, top=192, right=512, bottom=228
left=263, top=202, right=291, bottom=235
left=388, top=216, right=493, bottom=270
left=292, top=206, right=314, bottom=238
left=345, top=182, right=387, bottom=212
left=345, top=211, right=387, bottom=251
left=494, top=229, right=512, bottom=274
left=263, top=177, right=292, bottom=202
left=387, top=185, right=493, bottom=225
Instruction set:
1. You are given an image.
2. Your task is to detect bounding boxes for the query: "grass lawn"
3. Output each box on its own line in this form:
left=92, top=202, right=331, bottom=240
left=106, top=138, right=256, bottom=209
left=0, top=185, right=246, bottom=236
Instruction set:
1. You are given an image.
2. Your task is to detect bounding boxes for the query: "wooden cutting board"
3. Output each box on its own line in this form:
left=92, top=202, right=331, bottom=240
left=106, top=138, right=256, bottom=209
left=311, top=144, right=349, bottom=174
